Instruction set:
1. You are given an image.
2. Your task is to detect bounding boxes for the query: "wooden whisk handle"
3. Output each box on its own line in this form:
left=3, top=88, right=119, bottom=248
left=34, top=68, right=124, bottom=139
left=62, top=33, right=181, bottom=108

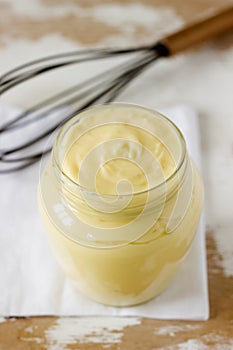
left=163, top=6, right=233, bottom=55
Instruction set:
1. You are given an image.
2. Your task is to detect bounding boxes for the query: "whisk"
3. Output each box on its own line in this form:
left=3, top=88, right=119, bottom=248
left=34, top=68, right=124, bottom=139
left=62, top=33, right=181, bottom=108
left=0, top=6, right=233, bottom=173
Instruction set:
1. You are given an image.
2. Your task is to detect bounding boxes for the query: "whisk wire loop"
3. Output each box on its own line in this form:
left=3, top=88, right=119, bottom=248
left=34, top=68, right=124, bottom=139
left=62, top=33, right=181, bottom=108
left=0, top=43, right=167, bottom=173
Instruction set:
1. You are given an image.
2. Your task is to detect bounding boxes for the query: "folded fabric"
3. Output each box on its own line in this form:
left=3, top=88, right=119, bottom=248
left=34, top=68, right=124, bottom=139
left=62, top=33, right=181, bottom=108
left=0, top=104, right=209, bottom=320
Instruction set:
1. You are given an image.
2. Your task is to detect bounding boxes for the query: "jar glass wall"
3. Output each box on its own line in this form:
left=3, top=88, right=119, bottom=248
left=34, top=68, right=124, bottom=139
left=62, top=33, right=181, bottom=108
left=38, top=103, right=204, bottom=306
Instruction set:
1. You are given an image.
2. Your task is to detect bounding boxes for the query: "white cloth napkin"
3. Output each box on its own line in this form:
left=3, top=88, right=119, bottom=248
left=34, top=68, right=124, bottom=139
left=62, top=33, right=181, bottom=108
left=0, top=104, right=209, bottom=320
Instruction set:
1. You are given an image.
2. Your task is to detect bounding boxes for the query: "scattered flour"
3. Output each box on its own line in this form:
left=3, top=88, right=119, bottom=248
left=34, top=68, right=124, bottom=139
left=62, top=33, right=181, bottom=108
left=25, top=325, right=35, bottom=333
left=175, top=339, right=209, bottom=350
left=155, top=324, right=201, bottom=336
left=163, top=334, right=233, bottom=350
left=20, top=337, right=43, bottom=344
left=45, top=317, right=141, bottom=350
left=0, top=0, right=183, bottom=30
left=0, top=0, right=184, bottom=47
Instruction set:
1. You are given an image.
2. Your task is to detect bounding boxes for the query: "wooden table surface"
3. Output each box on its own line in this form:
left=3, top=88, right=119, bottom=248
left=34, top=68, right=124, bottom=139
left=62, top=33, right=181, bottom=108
left=1, top=0, right=233, bottom=349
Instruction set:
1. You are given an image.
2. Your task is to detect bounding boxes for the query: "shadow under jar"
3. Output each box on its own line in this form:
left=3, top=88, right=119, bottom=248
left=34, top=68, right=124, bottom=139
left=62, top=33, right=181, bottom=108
left=38, top=103, right=204, bottom=307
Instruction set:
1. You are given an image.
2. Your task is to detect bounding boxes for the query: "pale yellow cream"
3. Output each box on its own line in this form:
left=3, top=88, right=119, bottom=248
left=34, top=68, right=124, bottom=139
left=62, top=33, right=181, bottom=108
left=39, top=104, right=204, bottom=306
left=63, top=123, right=175, bottom=195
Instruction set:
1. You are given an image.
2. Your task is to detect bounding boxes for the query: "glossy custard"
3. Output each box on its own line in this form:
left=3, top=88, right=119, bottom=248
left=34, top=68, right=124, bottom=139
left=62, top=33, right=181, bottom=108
left=39, top=104, right=204, bottom=306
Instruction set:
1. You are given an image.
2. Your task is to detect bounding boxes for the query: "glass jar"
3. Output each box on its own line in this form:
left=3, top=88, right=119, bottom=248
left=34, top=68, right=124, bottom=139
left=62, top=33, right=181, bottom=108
left=38, top=103, right=204, bottom=306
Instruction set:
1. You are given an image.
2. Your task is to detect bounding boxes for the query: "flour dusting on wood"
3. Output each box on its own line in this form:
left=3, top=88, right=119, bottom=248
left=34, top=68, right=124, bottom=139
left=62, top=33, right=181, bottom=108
left=0, top=0, right=184, bottom=47
left=175, top=339, right=209, bottom=350
left=20, top=337, right=43, bottom=344
left=162, top=334, right=233, bottom=349
left=2, top=0, right=184, bottom=31
left=45, top=317, right=141, bottom=349
left=154, top=324, right=201, bottom=336
left=90, top=4, right=183, bottom=31
left=25, top=325, right=36, bottom=333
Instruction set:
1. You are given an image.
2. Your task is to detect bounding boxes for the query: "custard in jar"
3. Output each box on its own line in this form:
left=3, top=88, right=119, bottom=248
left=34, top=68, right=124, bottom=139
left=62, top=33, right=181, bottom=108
left=38, top=103, right=204, bottom=306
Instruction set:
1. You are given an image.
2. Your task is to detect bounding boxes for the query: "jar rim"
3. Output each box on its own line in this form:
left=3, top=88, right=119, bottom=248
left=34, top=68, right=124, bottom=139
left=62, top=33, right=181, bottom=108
left=53, top=102, right=187, bottom=198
